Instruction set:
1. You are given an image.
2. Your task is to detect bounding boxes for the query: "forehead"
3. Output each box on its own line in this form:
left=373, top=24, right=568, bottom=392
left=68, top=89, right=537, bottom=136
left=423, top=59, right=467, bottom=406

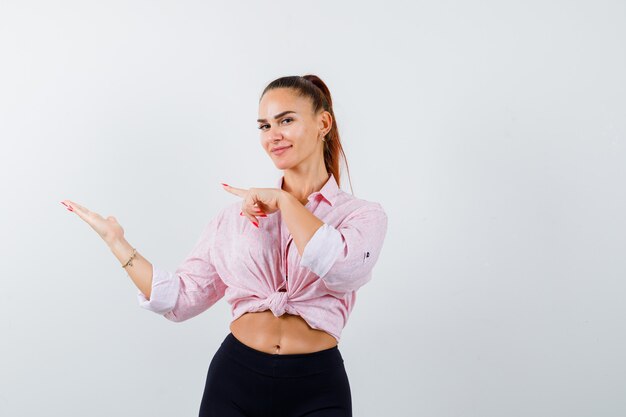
left=258, top=88, right=312, bottom=117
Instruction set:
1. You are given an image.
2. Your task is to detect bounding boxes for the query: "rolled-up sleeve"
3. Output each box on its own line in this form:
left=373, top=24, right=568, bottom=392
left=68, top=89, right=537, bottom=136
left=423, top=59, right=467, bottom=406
left=137, top=211, right=228, bottom=322
left=137, top=265, right=181, bottom=314
left=300, top=203, right=388, bottom=294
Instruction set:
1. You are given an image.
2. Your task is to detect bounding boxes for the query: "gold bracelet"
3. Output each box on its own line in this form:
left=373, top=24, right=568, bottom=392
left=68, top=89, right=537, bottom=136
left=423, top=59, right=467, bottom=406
left=122, top=247, right=137, bottom=268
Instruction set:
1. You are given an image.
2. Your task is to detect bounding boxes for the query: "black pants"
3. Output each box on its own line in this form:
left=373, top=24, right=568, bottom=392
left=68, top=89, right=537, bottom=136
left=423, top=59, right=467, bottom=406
left=198, top=332, right=352, bottom=417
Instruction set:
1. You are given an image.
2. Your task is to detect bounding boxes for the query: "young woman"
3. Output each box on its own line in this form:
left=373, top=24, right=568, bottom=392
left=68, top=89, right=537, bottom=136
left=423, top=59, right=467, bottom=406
left=61, top=75, right=388, bottom=417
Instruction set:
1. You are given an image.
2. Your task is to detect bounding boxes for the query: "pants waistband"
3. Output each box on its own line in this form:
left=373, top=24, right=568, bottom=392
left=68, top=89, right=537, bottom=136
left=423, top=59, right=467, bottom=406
left=217, top=332, right=344, bottom=378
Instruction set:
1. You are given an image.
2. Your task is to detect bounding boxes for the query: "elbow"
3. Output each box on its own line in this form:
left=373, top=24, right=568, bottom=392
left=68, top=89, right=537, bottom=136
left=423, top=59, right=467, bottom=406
left=162, top=300, right=196, bottom=323
left=164, top=310, right=187, bottom=323
left=161, top=298, right=217, bottom=323
left=321, top=270, right=373, bottom=294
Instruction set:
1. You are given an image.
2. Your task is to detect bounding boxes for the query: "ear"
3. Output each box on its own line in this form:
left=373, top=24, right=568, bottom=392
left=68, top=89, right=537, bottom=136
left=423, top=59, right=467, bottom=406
left=318, top=110, right=333, bottom=134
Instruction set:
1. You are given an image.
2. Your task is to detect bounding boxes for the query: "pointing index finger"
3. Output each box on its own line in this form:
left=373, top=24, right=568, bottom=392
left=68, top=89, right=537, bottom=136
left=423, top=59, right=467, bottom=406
left=221, top=183, right=247, bottom=197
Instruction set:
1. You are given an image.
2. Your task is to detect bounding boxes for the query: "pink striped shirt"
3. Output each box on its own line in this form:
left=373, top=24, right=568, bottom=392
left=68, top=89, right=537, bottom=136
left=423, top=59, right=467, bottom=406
left=137, top=173, right=388, bottom=342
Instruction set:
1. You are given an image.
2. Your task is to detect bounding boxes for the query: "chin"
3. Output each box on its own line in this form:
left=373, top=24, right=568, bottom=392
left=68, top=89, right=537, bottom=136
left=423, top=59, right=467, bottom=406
left=273, top=161, right=294, bottom=170
left=269, top=154, right=294, bottom=169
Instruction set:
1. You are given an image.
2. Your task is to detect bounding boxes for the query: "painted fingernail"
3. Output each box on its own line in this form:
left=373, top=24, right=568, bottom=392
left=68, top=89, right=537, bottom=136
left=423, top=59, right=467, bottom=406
left=240, top=211, right=243, bottom=216
left=221, top=183, right=229, bottom=187
left=252, top=221, right=258, bottom=228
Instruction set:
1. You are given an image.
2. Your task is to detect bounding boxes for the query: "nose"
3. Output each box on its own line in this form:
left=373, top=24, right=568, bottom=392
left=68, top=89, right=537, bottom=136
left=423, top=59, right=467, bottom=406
left=270, top=134, right=283, bottom=143
left=262, top=127, right=284, bottom=147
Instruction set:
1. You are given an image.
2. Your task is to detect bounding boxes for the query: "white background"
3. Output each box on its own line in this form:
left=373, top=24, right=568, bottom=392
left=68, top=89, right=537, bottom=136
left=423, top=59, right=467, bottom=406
left=1, top=1, right=625, bottom=416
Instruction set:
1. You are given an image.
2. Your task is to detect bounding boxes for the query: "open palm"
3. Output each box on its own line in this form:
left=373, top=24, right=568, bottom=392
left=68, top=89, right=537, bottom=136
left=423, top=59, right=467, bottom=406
left=61, top=200, right=125, bottom=246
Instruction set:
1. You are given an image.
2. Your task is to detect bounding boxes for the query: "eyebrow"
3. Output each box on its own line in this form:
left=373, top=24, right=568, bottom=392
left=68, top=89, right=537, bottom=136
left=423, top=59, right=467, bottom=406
left=257, top=110, right=296, bottom=123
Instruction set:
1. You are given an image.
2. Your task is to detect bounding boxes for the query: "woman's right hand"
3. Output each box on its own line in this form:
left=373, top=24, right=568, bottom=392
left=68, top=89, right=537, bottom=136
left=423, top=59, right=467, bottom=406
left=61, top=200, right=125, bottom=247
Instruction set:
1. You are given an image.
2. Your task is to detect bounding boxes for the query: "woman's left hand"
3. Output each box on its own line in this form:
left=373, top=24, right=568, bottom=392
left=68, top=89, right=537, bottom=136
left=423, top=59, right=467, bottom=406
left=221, top=183, right=283, bottom=227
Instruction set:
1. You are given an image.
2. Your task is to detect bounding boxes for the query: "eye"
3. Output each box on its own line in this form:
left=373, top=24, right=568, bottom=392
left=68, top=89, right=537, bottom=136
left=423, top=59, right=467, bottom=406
left=258, top=118, right=293, bottom=130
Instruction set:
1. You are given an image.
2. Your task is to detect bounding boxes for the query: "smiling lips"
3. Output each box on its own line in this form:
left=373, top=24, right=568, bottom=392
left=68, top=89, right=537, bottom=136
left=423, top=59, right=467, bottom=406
left=272, top=145, right=292, bottom=155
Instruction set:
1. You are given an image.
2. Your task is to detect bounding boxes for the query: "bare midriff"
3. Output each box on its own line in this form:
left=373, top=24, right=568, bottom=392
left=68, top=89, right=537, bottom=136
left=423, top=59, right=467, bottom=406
left=229, top=310, right=338, bottom=354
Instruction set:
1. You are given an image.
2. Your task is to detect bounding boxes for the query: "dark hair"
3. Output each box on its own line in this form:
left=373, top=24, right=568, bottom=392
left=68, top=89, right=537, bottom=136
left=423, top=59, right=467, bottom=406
left=260, top=74, right=353, bottom=193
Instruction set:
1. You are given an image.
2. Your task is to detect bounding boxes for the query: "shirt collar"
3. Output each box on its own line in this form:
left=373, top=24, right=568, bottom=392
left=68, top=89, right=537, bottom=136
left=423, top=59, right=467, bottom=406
left=276, top=172, right=340, bottom=206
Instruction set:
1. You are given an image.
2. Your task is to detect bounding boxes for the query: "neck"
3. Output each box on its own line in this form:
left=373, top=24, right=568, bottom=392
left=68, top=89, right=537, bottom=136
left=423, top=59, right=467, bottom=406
left=282, top=168, right=330, bottom=205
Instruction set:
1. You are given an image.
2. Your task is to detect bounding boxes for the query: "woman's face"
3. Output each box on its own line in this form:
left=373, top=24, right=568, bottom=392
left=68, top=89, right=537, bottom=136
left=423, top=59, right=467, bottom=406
left=257, top=88, right=329, bottom=171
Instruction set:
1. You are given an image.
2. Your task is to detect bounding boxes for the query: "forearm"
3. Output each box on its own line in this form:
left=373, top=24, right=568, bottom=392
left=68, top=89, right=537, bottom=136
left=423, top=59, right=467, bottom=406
left=108, top=238, right=154, bottom=299
left=278, top=191, right=324, bottom=256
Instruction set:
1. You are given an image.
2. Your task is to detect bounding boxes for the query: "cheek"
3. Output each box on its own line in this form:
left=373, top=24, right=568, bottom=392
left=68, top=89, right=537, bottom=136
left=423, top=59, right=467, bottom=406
left=290, top=126, right=312, bottom=142
left=260, top=136, right=271, bottom=149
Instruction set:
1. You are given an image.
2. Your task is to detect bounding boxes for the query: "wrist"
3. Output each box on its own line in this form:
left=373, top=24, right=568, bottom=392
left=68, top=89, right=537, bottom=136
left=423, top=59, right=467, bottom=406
left=278, top=189, right=293, bottom=209
left=106, top=236, right=136, bottom=268
left=107, top=236, right=129, bottom=252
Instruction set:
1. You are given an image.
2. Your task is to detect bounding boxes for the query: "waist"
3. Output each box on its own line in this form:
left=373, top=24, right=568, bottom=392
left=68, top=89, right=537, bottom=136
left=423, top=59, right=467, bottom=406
left=217, top=332, right=344, bottom=378
left=229, top=310, right=338, bottom=355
